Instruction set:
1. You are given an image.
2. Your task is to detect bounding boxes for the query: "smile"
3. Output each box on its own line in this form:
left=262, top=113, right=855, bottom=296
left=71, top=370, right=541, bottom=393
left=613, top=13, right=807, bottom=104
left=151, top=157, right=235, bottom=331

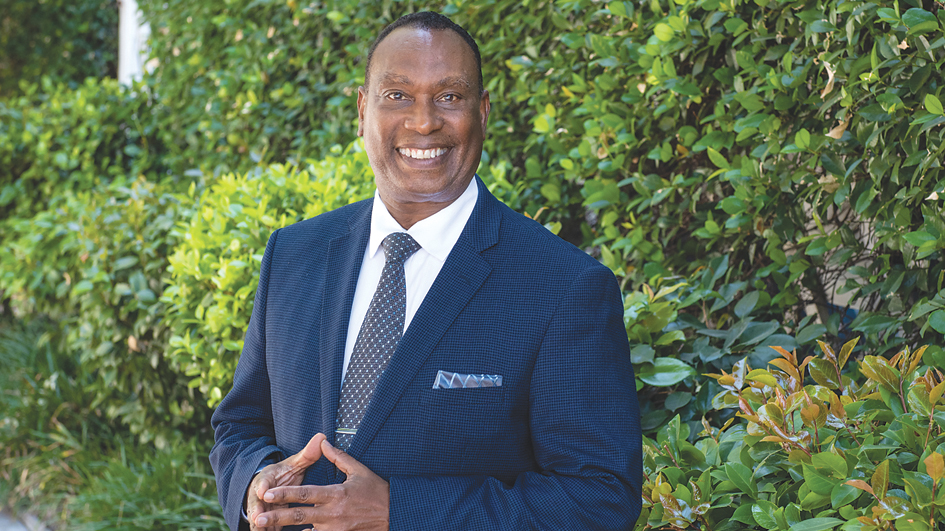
left=397, top=147, right=448, bottom=160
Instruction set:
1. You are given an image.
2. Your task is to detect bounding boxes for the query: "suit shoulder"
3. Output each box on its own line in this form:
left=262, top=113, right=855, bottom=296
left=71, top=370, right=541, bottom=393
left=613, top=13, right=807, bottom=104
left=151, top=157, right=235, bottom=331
left=274, top=198, right=371, bottom=243
left=494, top=200, right=603, bottom=272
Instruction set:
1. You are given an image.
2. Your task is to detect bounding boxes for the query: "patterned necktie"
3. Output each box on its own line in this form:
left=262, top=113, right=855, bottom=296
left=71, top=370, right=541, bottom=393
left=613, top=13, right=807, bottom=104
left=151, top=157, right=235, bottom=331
left=335, top=232, right=421, bottom=451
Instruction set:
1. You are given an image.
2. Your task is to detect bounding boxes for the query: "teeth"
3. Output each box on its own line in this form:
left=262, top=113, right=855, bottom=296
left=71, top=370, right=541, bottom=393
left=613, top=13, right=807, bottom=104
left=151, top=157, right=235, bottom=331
left=398, top=147, right=447, bottom=160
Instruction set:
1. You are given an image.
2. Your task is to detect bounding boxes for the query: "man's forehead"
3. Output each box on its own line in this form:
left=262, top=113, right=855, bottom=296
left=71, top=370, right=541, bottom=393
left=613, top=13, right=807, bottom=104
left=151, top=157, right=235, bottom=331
left=376, top=72, right=471, bottom=89
left=371, top=27, right=477, bottom=75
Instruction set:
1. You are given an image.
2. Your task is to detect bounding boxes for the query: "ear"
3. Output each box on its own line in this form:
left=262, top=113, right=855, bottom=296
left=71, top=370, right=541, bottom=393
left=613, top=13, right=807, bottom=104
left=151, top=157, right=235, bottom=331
left=479, top=90, right=491, bottom=135
left=357, top=86, right=367, bottom=137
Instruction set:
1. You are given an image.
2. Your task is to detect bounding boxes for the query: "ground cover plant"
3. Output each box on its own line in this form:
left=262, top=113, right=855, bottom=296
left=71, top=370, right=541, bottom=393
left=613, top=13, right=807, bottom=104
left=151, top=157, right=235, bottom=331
left=0, top=320, right=224, bottom=530
left=641, top=339, right=945, bottom=531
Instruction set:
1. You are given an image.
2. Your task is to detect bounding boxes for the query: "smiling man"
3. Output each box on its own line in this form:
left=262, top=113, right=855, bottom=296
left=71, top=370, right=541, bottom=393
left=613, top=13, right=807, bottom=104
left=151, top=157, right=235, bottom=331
left=210, top=12, right=641, bottom=531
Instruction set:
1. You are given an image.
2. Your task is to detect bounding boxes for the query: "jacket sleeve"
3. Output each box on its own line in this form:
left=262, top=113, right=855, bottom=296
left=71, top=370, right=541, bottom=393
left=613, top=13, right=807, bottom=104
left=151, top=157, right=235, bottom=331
left=387, top=264, right=642, bottom=531
left=210, top=230, right=285, bottom=531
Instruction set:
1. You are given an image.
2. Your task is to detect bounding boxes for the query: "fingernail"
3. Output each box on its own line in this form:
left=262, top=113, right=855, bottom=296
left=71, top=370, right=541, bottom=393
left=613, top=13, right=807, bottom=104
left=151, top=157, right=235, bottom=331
left=256, top=516, right=268, bottom=526
left=263, top=492, right=274, bottom=502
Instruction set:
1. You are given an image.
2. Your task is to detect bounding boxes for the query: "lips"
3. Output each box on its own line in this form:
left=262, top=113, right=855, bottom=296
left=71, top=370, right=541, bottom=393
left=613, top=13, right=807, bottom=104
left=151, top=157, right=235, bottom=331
left=397, top=147, right=448, bottom=160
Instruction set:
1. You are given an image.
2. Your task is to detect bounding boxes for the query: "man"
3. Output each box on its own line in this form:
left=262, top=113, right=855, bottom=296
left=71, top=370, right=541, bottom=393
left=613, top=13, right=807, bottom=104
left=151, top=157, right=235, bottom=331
left=210, top=12, right=641, bottom=531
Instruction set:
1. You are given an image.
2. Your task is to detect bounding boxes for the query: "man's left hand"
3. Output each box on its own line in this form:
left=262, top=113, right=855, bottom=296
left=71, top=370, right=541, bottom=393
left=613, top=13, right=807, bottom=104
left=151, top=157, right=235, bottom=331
left=253, top=438, right=390, bottom=531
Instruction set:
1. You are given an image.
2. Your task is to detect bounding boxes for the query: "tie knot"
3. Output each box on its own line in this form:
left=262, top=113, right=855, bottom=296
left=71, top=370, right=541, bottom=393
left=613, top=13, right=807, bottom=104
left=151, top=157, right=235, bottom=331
left=382, top=232, right=421, bottom=265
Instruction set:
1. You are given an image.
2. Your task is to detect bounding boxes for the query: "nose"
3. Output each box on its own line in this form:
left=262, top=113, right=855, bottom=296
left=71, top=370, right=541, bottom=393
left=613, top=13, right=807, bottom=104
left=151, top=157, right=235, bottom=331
left=404, top=99, right=443, bottom=135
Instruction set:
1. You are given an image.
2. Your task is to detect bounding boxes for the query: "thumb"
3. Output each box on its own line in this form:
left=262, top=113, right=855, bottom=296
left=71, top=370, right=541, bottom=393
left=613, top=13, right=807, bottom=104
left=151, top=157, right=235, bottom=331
left=321, top=438, right=362, bottom=477
left=288, top=432, right=327, bottom=470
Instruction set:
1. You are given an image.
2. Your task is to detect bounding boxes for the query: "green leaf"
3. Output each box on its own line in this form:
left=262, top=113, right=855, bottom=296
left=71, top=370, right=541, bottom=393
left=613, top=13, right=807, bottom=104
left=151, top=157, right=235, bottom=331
left=736, top=321, right=780, bottom=346
left=630, top=345, right=656, bottom=364
left=812, top=452, right=848, bottom=477
left=926, top=94, right=944, bottom=116
left=637, top=358, right=696, bottom=386
left=788, top=517, right=844, bottom=531
left=734, top=291, right=760, bottom=318
left=896, top=513, right=931, bottom=531
left=707, top=147, right=730, bottom=169
left=809, top=358, right=841, bottom=389
left=136, top=289, right=156, bottom=303
left=540, top=183, right=561, bottom=203
left=903, top=8, right=940, bottom=34
left=929, top=310, right=945, bottom=334
left=664, top=391, right=691, bottom=411
left=654, top=23, right=674, bottom=42
left=810, top=20, right=838, bottom=32
left=608, top=1, right=629, bottom=17
left=803, top=464, right=836, bottom=495
left=873, top=460, right=890, bottom=499
left=114, top=256, right=139, bottom=270
left=904, top=231, right=936, bottom=247
left=796, top=324, right=827, bottom=344
left=796, top=129, right=811, bottom=150
left=656, top=330, right=686, bottom=345
left=858, top=104, right=892, bottom=122
left=726, top=461, right=757, bottom=496
left=72, top=280, right=95, bottom=296
left=852, top=315, right=899, bottom=335
left=752, top=501, right=779, bottom=529
left=830, top=481, right=860, bottom=508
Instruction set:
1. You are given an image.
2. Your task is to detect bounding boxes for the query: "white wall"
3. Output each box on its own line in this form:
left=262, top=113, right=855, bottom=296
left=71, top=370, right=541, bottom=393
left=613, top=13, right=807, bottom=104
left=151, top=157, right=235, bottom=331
left=118, top=0, right=151, bottom=86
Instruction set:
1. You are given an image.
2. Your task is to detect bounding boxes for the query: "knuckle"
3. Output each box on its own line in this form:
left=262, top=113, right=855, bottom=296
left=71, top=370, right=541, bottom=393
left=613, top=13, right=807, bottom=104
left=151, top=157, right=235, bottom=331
left=292, top=507, right=306, bottom=524
left=297, top=487, right=310, bottom=502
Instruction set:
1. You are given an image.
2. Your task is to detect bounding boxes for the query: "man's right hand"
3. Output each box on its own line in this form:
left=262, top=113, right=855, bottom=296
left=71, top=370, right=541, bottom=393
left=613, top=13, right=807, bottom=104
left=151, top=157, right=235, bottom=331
left=247, top=433, right=326, bottom=531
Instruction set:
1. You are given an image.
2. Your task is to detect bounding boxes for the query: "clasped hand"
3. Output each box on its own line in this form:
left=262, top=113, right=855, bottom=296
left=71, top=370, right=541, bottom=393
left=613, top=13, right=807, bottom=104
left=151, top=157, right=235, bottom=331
left=246, top=433, right=389, bottom=531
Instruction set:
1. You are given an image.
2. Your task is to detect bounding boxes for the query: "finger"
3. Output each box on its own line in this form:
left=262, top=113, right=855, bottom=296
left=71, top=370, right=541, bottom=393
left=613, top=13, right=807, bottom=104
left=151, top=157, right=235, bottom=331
left=320, top=438, right=365, bottom=477
left=288, top=432, right=327, bottom=470
left=263, top=484, right=334, bottom=505
left=255, top=476, right=272, bottom=500
left=255, top=506, right=317, bottom=528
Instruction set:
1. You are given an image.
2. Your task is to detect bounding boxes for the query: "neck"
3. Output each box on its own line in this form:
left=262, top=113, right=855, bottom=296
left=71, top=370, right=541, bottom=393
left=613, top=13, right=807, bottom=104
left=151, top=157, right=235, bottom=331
left=381, top=198, right=457, bottom=230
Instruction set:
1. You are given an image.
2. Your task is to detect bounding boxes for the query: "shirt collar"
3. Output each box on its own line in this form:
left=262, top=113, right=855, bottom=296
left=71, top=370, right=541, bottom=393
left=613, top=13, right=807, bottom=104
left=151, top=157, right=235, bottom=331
left=368, top=176, right=479, bottom=262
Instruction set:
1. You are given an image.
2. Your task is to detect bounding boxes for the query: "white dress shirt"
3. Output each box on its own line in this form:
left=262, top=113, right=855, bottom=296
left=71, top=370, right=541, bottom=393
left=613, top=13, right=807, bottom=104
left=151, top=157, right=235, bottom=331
left=341, top=177, right=479, bottom=383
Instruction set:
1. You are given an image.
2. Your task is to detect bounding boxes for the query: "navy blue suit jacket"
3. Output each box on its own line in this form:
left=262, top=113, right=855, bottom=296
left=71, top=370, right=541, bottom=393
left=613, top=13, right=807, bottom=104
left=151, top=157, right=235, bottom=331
left=210, top=177, right=642, bottom=530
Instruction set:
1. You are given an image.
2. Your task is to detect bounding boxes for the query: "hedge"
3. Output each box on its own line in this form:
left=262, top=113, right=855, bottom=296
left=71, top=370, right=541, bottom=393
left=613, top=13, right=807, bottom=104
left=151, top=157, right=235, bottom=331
left=0, top=176, right=206, bottom=445
left=1, top=1, right=945, bottom=525
left=162, top=143, right=377, bottom=405
left=642, top=339, right=945, bottom=530
left=0, top=0, right=117, bottom=97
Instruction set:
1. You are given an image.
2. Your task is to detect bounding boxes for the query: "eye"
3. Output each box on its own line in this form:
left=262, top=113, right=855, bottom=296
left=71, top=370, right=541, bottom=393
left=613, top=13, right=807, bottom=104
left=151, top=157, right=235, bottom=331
left=386, top=91, right=406, bottom=101
left=441, top=93, right=460, bottom=103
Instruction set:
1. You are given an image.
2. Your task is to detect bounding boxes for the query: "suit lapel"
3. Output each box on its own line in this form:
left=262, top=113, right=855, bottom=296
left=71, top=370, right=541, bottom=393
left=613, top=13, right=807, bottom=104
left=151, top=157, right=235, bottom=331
left=346, top=177, right=501, bottom=458
left=319, top=203, right=371, bottom=457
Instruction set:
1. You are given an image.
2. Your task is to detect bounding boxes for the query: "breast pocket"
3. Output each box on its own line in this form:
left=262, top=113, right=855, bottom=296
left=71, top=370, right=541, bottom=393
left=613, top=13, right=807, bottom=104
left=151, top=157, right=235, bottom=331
left=417, top=387, right=508, bottom=473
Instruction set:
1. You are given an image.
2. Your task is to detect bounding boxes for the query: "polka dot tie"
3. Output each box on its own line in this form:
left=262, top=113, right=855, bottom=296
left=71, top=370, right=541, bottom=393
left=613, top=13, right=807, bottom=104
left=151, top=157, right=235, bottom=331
left=335, top=232, right=421, bottom=451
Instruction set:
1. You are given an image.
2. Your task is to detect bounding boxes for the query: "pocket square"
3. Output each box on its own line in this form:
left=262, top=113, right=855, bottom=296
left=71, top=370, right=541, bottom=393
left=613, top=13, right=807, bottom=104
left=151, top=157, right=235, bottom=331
left=433, top=370, right=503, bottom=389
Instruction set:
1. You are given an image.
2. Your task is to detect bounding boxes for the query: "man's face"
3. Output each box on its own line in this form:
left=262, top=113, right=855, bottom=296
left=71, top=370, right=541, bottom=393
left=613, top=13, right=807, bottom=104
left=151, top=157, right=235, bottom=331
left=358, top=26, right=490, bottom=221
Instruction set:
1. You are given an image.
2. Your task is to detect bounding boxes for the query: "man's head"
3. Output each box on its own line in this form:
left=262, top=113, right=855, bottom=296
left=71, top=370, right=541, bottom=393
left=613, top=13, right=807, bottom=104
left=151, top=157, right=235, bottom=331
left=358, top=12, right=490, bottom=229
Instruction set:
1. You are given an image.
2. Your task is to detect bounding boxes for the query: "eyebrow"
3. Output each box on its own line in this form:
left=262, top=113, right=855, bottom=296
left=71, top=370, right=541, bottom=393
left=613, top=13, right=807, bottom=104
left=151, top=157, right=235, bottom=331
left=377, top=73, right=471, bottom=91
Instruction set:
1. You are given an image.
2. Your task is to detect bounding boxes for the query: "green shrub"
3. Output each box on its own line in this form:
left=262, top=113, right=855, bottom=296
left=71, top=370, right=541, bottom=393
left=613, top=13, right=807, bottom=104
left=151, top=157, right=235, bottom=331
left=639, top=339, right=945, bottom=530
left=0, top=77, right=163, bottom=221
left=0, top=177, right=208, bottom=444
left=162, top=141, right=376, bottom=405
left=0, top=320, right=223, bottom=529
left=0, top=0, right=117, bottom=96
left=524, top=0, right=945, bottom=351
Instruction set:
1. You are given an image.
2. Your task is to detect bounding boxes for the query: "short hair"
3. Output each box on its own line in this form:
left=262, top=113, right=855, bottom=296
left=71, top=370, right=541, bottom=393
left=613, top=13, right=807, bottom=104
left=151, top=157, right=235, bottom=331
left=364, top=11, right=483, bottom=94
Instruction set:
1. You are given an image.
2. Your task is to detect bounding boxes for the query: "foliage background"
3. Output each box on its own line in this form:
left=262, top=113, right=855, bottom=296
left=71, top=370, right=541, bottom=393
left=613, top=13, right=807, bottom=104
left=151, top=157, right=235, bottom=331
left=1, top=0, right=944, bottom=529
